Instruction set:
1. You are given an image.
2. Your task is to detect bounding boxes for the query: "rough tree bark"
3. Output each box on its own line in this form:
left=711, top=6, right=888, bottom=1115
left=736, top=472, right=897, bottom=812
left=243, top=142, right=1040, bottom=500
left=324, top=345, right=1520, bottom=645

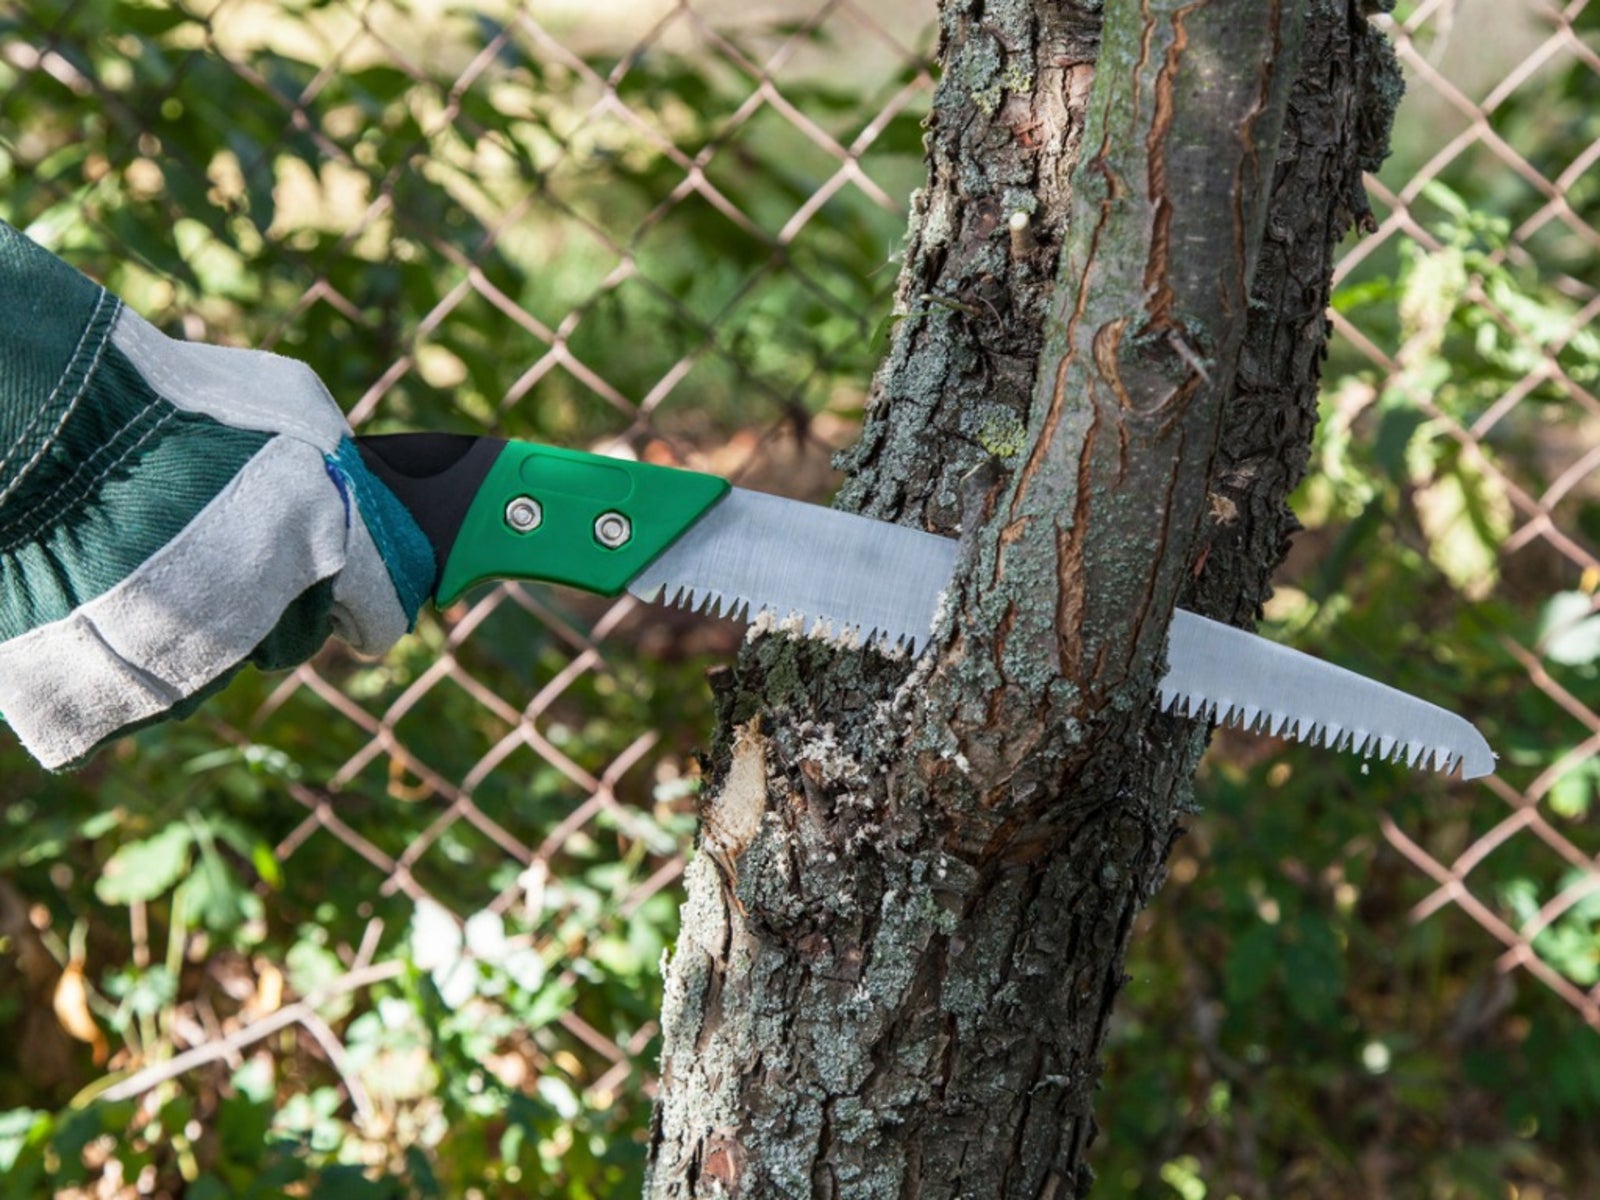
left=645, top=1, right=1402, bottom=1196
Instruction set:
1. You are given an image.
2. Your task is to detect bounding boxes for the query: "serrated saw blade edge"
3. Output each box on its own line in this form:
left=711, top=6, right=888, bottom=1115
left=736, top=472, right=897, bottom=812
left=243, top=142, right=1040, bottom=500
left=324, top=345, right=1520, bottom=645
left=626, top=488, right=958, bottom=654
left=625, top=491, right=1493, bottom=780
left=1161, top=610, right=1496, bottom=779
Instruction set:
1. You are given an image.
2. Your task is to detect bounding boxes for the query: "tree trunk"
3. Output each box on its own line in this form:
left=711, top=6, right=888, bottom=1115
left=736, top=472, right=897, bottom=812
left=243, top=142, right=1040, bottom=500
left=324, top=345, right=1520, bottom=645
left=645, top=1, right=1401, bottom=1196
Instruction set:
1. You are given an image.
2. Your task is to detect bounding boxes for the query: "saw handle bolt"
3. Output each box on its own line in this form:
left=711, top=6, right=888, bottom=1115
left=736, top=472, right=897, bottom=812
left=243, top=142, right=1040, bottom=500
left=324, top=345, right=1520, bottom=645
left=594, top=511, right=632, bottom=549
left=387, top=437, right=726, bottom=602
left=504, top=496, right=543, bottom=533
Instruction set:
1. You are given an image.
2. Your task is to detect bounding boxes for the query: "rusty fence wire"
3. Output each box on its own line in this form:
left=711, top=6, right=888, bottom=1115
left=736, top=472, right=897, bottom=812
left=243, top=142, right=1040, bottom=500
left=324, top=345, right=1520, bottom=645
left=3, top=0, right=941, bottom=1161
left=2, top=0, right=1598, bottom=1177
left=1347, top=1, right=1600, bottom=1029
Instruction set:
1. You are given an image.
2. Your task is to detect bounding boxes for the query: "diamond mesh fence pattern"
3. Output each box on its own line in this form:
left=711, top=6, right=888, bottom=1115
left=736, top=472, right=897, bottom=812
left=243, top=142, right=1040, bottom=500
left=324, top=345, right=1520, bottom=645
left=1, top=0, right=1598, bottom=1180
left=1347, top=1, right=1600, bottom=1030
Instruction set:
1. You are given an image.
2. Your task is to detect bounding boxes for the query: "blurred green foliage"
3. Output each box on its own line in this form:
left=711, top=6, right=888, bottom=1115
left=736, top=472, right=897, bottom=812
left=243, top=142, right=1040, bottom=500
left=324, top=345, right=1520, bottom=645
left=1, top=0, right=921, bottom=1194
left=2, top=0, right=1598, bottom=1197
left=1100, top=4, right=1600, bottom=1195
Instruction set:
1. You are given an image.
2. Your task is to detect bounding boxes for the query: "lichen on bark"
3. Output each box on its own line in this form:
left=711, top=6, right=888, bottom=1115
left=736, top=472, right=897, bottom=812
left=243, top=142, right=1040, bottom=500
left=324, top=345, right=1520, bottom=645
left=645, top=3, right=1403, bottom=1197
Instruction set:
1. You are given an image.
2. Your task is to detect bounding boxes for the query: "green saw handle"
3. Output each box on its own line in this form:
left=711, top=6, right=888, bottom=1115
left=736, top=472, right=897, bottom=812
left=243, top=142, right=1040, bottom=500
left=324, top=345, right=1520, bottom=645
left=440, top=440, right=727, bottom=604
left=358, top=435, right=728, bottom=607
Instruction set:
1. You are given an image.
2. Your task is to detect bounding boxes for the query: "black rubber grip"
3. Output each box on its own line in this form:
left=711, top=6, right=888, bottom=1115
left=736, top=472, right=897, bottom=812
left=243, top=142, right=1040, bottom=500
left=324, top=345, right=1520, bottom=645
left=356, top=433, right=506, bottom=592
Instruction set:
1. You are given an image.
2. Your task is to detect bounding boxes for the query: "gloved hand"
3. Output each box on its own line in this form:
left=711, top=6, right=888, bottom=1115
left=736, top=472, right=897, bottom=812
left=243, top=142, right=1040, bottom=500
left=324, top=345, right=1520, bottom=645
left=0, top=220, right=435, bottom=770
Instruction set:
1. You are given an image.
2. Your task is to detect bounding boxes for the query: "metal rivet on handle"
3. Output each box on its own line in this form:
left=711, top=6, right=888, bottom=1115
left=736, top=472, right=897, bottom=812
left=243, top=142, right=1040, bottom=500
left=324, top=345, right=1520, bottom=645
left=505, top=496, right=543, bottom=533
left=594, top=511, right=632, bottom=548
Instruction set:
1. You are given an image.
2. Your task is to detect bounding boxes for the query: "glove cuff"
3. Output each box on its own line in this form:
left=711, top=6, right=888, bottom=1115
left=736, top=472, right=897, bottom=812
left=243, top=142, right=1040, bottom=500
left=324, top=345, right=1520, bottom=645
left=0, top=437, right=349, bottom=769
left=0, top=222, right=123, bottom=507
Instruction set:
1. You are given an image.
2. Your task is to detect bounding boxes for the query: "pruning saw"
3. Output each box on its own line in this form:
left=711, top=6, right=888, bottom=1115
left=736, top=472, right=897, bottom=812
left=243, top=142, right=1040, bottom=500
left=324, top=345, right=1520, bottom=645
left=357, top=433, right=1496, bottom=780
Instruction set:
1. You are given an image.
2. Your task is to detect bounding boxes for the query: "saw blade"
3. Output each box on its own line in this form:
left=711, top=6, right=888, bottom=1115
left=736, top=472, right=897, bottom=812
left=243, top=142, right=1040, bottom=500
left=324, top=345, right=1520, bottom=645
left=627, top=488, right=1493, bottom=780
left=1161, top=610, right=1496, bottom=779
left=626, top=488, right=958, bottom=654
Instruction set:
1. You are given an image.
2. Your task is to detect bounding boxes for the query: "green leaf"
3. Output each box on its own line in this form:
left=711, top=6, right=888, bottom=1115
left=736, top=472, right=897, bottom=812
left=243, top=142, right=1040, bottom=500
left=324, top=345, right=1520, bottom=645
left=1420, top=180, right=1472, bottom=220
left=286, top=938, right=346, bottom=999
left=104, top=964, right=178, bottom=1019
left=1412, top=453, right=1511, bottom=601
left=1539, top=591, right=1600, bottom=666
left=175, top=816, right=256, bottom=933
left=1158, top=1155, right=1208, bottom=1200
left=0, top=1110, right=48, bottom=1174
left=519, top=980, right=577, bottom=1032
left=1499, top=877, right=1540, bottom=926
left=1399, top=244, right=1468, bottom=353
left=95, top=824, right=193, bottom=905
left=1330, top=275, right=1397, bottom=313
left=1549, top=758, right=1598, bottom=819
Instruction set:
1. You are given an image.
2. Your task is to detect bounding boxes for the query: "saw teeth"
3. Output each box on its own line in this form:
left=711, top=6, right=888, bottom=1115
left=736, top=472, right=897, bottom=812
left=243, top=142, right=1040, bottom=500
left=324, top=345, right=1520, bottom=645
left=642, top=584, right=926, bottom=654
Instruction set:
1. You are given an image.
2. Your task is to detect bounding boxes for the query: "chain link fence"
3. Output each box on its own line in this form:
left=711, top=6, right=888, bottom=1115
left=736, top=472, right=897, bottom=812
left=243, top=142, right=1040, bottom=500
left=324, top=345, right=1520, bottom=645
left=1344, top=1, right=1600, bottom=1030
left=2, top=0, right=1597, bottom=1190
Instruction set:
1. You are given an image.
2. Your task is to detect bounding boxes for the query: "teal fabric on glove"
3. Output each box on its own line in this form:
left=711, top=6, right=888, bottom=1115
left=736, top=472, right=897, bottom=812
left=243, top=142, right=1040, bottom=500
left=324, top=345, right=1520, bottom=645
left=0, top=220, right=434, bottom=769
